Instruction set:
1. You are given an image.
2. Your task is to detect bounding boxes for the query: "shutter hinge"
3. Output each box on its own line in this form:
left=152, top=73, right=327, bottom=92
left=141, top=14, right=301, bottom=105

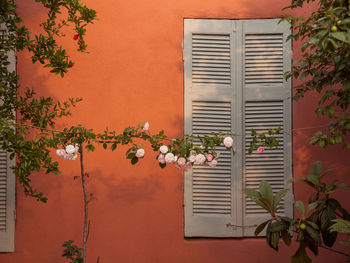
left=13, top=209, right=16, bottom=221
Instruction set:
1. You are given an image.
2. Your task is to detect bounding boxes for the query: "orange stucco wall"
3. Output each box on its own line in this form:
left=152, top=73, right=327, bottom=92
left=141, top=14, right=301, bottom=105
left=1, top=0, right=350, bottom=262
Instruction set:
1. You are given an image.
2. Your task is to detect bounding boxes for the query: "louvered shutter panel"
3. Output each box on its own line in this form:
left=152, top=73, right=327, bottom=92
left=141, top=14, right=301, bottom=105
left=242, top=19, right=293, bottom=236
left=184, top=19, right=292, bottom=237
left=0, top=25, right=16, bottom=252
left=184, top=19, right=243, bottom=237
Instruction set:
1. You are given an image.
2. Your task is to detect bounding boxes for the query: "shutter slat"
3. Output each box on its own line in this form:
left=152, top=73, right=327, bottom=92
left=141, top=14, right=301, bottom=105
left=245, top=33, right=284, bottom=86
left=192, top=33, right=231, bottom=85
left=244, top=101, right=286, bottom=216
left=191, top=101, right=232, bottom=216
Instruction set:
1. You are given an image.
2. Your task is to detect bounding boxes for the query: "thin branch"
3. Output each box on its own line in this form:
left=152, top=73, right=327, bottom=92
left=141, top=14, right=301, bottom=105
left=320, top=245, right=350, bottom=258
left=86, top=220, right=91, bottom=242
left=80, top=143, right=88, bottom=263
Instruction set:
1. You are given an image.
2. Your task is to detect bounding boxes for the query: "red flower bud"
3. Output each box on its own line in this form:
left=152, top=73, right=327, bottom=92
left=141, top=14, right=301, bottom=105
left=73, top=34, right=79, bottom=40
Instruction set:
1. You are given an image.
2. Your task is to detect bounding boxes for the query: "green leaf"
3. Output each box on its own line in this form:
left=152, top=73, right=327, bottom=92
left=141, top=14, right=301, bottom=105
left=259, top=181, right=273, bottom=208
left=126, top=153, right=134, bottom=159
left=259, top=197, right=273, bottom=213
left=330, top=31, right=350, bottom=44
left=306, top=174, right=321, bottom=187
left=131, top=157, right=138, bottom=165
left=336, top=183, right=348, bottom=189
left=295, top=201, right=305, bottom=217
left=243, top=188, right=261, bottom=200
left=270, top=221, right=287, bottom=232
left=306, top=225, right=321, bottom=244
left=273, top=188, right=289, bottom=211
left=270, top=231, right=280, bottom=250
left=329, top=219, right=350, bottom=234
left=159, top=162, right=166, bottom=168
left=254, top=220, right=271, bottom=236
left=320, top=209, right=330, bottom=231
left=306, top=220, right=319, bottom=230
left=305, top=202, right=318, bottom=215
left=281, top=230, right=292, bottom=246
left=310, top=161, right=322, bottom=176
left=322, top=229, right=337, bottom=247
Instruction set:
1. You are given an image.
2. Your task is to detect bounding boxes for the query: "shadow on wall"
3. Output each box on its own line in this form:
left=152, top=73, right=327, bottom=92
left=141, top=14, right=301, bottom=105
left=88, top=168, right=164, bottom=204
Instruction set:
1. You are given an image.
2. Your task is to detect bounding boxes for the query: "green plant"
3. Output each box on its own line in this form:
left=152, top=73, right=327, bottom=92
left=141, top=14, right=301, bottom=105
left=282, top=0, right=350, bottom=148
left=62, top=240, right=83, bottom=263
left=244, top=161, right=350, bottom=263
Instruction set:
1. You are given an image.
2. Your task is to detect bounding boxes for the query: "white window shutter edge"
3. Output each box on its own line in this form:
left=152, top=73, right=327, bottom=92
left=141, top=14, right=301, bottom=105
left=0, top=23, right=16, bottom=252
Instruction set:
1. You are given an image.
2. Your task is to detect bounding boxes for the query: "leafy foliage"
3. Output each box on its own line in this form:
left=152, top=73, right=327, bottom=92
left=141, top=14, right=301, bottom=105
left=248, top=126, right=281, bottom=154
left=0, top=0, right=96, bottom=201
left=281, top=0, right=350, bottom=148
left=62, top=240, right=83, bottom=263
left=244, top=161, right=350, bottom=262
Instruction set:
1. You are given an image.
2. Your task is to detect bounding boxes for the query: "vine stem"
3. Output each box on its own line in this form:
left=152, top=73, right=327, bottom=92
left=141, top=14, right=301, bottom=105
left=320, top=245, right=350, bottom=258
left=80, top=143, right=88, bottom=263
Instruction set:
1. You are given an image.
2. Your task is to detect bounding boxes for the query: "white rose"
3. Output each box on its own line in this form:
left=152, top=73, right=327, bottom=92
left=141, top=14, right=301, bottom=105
left=188, top=155, right=196, bottom=163
left=165, top=153, right=175, bottom=163
left=142, top=122, right=149, bottom=131
left=65, top=144, right=75, bottom=154
left=177, top=157, right=186, bottom=166
left=194, top=154, right=206, bottom=164
left=223, top=137, right=233, bottom=148
left=56, top=149, right=65, bottom=157
left=135, top=148, right=145, bottom=158
left=64, top=153, right=78, bottom=160
left=159, top=145, right=168, bottom=154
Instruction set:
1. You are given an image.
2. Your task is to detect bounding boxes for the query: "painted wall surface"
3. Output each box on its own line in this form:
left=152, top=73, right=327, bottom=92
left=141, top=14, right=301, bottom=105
left=1, top=0, right=350, bottom=262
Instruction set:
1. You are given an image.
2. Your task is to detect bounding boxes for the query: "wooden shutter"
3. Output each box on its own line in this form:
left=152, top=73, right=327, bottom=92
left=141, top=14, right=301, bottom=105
left=241, top=19, right=293, bottom=236
left=183, top=19, right=292, bottom=237
left=184, top=19, right=243, bottom=237
left=0, top=25, right=16, bottom=252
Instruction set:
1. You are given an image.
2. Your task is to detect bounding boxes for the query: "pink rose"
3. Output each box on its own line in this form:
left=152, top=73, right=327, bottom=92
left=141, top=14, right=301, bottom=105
left=136, top=148, right=145, bottom=158
left=195, top=154, right=206, bottom=164
left=223, top=137, right=233, bottom=148
left=158, top=154, right=165, bottom=164
left=177, top=157, right=186, bottom=166
left=183, top=163, right=192, bottom=171
left=206, top=154, right=213, bottom=161
left=208, top=160, right=218, bottom=167
left=257, top=146, right=264, bottom=153
left=188, top=155, right=196, bottom=163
